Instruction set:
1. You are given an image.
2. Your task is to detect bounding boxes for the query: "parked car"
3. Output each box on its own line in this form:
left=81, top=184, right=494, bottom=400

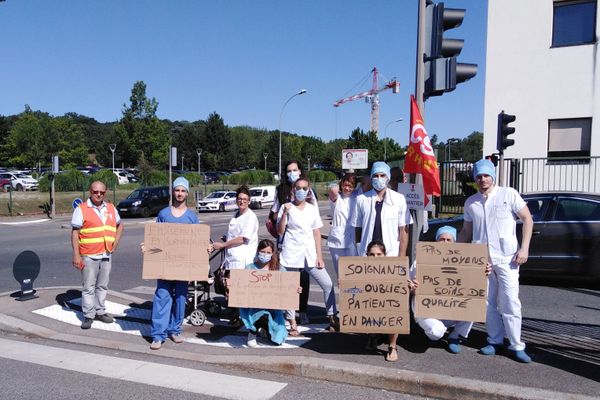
left=201, top=172, right=221, bottom=184
left=0, top=172, right=38, bottom=191
left=249, top=185, right=276, bottom=209
left=197, top=190, right=237, bottom=212
left=0, top=176, right=11, bottom=191
left=421, top=192, right=600, bottom=282
left=117, top=186, right=170, bottom=217
left=113, top=170, right=130, bottom=185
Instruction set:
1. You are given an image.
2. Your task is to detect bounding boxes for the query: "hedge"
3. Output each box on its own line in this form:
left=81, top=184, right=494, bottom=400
left=308, top=169, right=337, bottom=183
left=227, top=170, right=274, bottom=185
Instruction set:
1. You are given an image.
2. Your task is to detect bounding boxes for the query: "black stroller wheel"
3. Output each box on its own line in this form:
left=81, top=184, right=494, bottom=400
left=189, top=310, right=206, bottom=326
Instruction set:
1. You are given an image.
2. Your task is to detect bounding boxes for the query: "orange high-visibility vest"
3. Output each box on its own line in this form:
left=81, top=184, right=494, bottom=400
left=78, top=202, right=118, bottom=255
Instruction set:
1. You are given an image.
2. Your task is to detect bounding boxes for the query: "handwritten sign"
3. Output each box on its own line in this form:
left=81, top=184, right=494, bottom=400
left=142, top=223, right=211, bottom=281
left=415, top=242, right=488, bottom=322
left=228, top=269, right=300, bottom=310
left=338, top=256, right=410, bottom=334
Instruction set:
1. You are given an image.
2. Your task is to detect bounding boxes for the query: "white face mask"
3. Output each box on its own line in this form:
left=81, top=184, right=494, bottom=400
left=294, top=188, right=308, bottom=202
left=287, top=171, right=300, bottom=183
left=257, top=252, right=272, bottom=264
left=372, top=176, right=388, bottom=191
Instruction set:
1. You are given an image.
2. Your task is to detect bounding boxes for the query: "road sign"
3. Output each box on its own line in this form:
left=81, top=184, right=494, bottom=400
left=342, top=149, right=368, bottom=170
left=397, top=183, right=432, bottom=211
left=72, top=198, right=83, bottom=209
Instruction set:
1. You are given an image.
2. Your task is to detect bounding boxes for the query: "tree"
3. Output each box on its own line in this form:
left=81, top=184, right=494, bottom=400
left=202, top=112, right=231, bottom=170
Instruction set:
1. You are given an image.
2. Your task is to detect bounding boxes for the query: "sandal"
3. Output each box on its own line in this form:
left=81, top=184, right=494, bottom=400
left=288, top=320, right=300, bottom=337
left=327, top=315, right=340, bottom=332
left=385, top=345, right=398, bottom=362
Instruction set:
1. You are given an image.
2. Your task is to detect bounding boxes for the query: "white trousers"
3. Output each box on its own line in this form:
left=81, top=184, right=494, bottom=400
left=329, top=246, right=358, bottom=278
left=415, top=317, right=473, bottom=341
left=486, top=261, right=526, bottom=351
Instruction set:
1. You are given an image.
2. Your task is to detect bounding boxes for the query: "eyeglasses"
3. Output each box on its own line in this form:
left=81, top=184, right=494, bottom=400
left=91, top=190, right=106, bottom=195
left=237, top=197, right=250, bottom=202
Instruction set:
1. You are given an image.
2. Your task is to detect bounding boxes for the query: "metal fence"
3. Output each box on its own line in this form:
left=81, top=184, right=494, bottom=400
left=437, top=156, right=600, bottom=215
left=519, top=156, right=600, bottom=193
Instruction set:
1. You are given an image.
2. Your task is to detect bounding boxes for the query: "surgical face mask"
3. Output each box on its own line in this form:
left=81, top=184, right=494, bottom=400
left=287, top=171, right=300, bottom=183
left=257, top=252, right=272, bottom=264
left=294, top=188, right=308, bottom=202
left=372, top=176, right=388, bottom=191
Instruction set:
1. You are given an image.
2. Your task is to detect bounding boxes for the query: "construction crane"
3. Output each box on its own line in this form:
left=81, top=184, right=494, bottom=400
left=333, top=67, right=400, bottom=135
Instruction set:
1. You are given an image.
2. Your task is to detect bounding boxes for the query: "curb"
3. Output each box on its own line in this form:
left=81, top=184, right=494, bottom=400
left=0, top=310, right=593, bottom=400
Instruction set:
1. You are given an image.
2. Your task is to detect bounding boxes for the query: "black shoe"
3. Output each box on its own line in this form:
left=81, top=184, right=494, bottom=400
left=95, top=314, right=114, bottom=324
left=81, top=318, right=93, bottom=329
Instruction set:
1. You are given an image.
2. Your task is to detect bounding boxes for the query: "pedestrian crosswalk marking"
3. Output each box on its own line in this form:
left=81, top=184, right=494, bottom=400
left=0, top=338, right=286, bottom=400
left=32, top=298, right=321, bottom=349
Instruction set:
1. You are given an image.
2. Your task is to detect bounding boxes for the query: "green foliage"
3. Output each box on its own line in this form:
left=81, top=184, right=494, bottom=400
left=39, top=169, right=89, bottom=192
left=90, top=169, right=117, bottom=188
left=140, top=170, right=168, bottom=187
left=308, top=169, right=337, bottom=183
left=228, top=170, right=274, bottom=185
left=183, top=172, right=202, bottom=187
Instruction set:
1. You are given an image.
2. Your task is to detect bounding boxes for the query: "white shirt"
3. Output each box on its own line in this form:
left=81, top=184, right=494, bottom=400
left=464, top=185, right=526, bottom=265
left=224, top=209, right=259, bottom=270
left=327, top=194, right=356, bottom=249
left=277, top=202, right=323, bottom=268
left=351, top=188, right=412, bottom=257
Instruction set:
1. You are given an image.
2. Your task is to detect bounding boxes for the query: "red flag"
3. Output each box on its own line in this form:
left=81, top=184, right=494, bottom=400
left=404, top=95, right=441, bottom=201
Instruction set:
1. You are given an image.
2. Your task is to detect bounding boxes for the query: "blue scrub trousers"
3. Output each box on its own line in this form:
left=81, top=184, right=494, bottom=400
left=151, top=279, right=187, bottom=342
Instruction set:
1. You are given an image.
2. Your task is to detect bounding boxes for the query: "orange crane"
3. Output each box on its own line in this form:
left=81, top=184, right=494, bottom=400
left=333, top=67, right=400, bottom=135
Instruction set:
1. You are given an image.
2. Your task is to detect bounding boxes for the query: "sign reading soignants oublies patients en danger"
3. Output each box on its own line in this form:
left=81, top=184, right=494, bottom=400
left=338, top=256, right=410, bottom=334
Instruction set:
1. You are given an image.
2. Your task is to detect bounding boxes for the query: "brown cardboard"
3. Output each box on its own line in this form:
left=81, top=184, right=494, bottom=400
left=227, top=269, right=300, bottom=310
left=414, top=295, right=487, bottom=322
left=338, top=256, right=410, bottom=334
left=415, top=241, right=488, bottom=322
left=416, top=242, right=488, bottom=267
left=142, top=223, right=211, bottom=281
left=417, top=264, right=487, bottom=298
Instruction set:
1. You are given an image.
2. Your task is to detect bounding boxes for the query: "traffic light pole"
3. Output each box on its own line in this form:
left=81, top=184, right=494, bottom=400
left=408, top=0, right=428, bottom=267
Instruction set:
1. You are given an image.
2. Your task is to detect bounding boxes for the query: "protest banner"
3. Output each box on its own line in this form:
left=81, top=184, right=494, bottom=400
left=338, top=256, right=410, bottom=334
left=228, top=269, right=300, bottom=310
left=142, top=223, right=211, bottom=281
left=415, top=242, right=488, bottom=322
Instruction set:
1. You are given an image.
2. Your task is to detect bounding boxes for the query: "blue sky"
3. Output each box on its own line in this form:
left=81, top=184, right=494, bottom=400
left=0, top=0, right=488, bottom=145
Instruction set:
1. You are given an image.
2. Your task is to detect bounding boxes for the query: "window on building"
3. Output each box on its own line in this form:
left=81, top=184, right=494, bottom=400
left=552, top=0, right=597, bottom=47
left=547, top=118, right=592, bottom=162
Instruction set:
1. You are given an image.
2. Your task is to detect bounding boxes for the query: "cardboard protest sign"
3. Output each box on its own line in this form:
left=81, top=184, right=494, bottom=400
left=228, top=269, right=300, bottom=310
left=338, top=256, right=410, bottom=334
left=142, top=223, right=211, bottom=281
left=415, top=242, right=488, bottom=322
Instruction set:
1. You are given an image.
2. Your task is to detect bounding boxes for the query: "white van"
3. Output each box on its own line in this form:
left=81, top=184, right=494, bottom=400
left=249, top=186, right=276, bottom=209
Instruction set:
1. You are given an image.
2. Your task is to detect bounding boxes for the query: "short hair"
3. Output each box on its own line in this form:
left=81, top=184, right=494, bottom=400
left=339, top=173, right=357, bottom=191
left=236, top=185, right=250, bottom=199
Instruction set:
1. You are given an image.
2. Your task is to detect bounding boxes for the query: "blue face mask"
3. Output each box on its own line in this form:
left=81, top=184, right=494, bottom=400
left=295, top=188, right=308, bottom=202
left=287, top=171, right=300, bottom=183
left=372, top=176, right=388, bottom=191
left=257, top=252, right=272, bottom=264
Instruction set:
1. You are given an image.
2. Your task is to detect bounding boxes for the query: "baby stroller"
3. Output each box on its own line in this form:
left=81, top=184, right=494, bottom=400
left=185, top=247, right=224, bottom=326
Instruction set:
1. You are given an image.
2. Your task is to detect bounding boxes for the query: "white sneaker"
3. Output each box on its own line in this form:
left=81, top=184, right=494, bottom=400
left=247, top=332, right=258, bottom=348
left=299, top=312, right=309, bottom=325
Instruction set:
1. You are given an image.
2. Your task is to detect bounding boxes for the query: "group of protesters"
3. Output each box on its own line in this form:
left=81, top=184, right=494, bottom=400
left=71, top=157, right=533, bottom=363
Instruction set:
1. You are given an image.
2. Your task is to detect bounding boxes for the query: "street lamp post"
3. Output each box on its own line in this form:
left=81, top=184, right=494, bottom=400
left=196, top=149, right=202, bottom=175
left=109, top=144, right=117, bottom=203
left=307, top=156, right=311, bottom=172
left=384, top=119, right=403, bottom=162
left=278, top=89, right=307, bottom=180
left=109, top=143, right=117, bottom=171
left=447, top=138, right=459, bottom=162
left=263, top=153, right=268, bottom=171
left=181, top=155, right=184, bottom=171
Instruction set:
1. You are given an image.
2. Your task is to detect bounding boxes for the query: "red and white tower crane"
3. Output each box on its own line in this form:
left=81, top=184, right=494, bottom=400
left=333, top=67, right=400, bottom=135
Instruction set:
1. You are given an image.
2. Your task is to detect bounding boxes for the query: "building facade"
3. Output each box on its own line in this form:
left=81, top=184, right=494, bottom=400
left=483, top=0, right=600, bottom=193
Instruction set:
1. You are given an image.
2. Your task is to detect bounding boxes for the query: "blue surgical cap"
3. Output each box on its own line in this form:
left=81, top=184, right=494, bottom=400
left=435, top=225, right=457, bottom=242
left=472, top=159, right=496, bottom=181
left=371, top=161, right=391, bottom=178
left=173, top=177, right=189, bottom=192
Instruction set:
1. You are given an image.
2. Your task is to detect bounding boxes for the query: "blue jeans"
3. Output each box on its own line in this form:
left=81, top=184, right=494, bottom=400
left=150, top=279, right=187, bottom=341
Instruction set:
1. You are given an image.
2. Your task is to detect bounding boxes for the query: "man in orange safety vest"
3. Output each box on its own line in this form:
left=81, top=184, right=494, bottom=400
left=71, top=180, right=124, bottom=329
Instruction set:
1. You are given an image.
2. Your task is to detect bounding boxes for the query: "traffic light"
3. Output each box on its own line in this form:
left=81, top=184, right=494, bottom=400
left=423, top=1, right=478, bottom=100
left=497, top=111, right=516, bottom=153
left=485, top=153, right=499, bottom=167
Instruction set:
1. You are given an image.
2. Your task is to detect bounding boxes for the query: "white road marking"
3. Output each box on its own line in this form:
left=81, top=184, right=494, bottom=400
left=32, top=298, right=318, bottom=348
left=0, top=338, right=287, bottom=400
left=0, top=218, right=50, bottom=225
